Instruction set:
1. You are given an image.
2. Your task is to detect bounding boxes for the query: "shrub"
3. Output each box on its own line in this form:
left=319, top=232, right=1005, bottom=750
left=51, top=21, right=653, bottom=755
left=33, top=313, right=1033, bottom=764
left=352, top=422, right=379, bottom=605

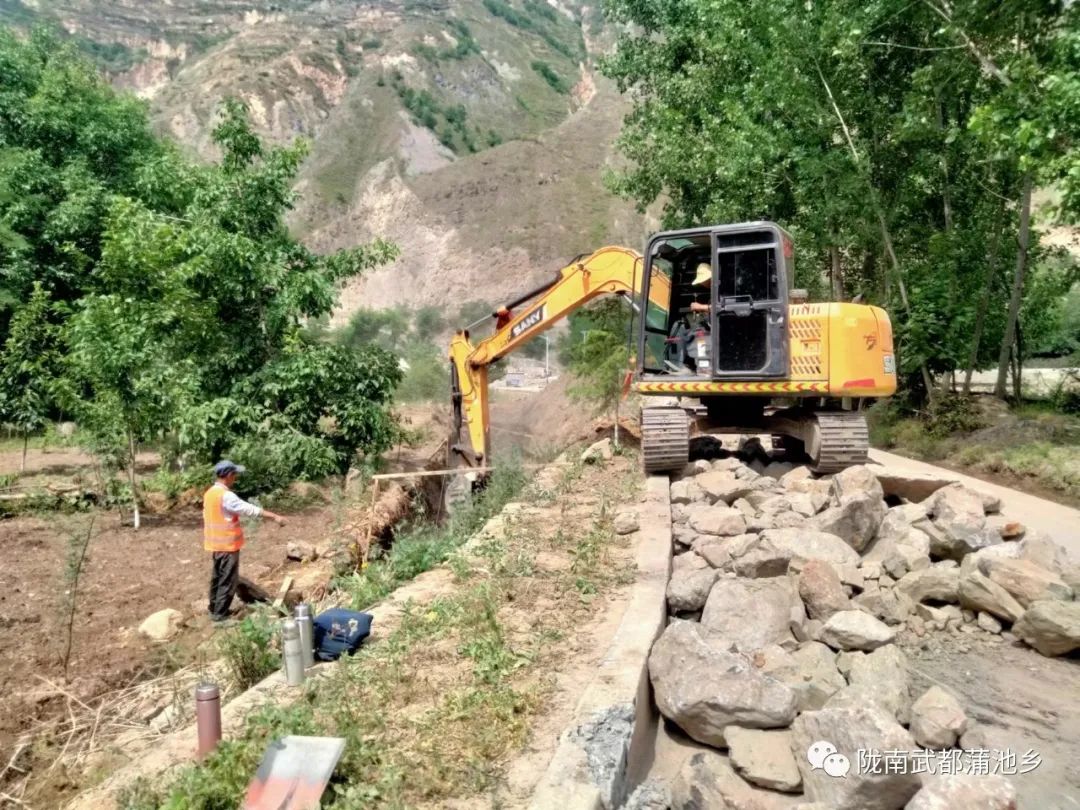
left=531, top=60, right=569, bottom=93
left=217, top=610, right=280, bottom=690
left=925, top=393, right=985, bottom=438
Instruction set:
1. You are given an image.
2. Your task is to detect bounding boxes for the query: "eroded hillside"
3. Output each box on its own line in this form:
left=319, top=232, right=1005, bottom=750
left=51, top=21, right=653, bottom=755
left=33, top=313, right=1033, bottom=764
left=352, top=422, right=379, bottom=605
left=2, top=0, right=647, bottom=313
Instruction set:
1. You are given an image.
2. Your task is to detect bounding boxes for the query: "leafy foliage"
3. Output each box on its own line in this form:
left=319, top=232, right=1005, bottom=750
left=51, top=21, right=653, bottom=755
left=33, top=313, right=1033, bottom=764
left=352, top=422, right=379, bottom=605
left=217, top=609, right=280, bottom=690
left=0, top=282, right=57, bottom=443
left=560, top=298, right=632, bottom=412
left=0, top=31, right=401, bottom=491
left=601, top=0, right=1080, bottom=396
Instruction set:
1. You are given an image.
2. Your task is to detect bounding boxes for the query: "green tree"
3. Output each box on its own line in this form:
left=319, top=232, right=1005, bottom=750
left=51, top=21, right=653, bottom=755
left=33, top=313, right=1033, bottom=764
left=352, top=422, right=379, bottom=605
left=601, top=0, right=1079, bottom=404
left=0, top=282, right=57, bottom=470
left=562, top=299, right=632, bottom=416
left=0, top=28, right=162, bottom=336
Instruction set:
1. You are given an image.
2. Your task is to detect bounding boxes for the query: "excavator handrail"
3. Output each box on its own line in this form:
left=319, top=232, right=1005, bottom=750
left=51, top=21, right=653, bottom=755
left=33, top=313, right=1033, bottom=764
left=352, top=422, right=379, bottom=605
left=448, top=245, right=666, bottom=467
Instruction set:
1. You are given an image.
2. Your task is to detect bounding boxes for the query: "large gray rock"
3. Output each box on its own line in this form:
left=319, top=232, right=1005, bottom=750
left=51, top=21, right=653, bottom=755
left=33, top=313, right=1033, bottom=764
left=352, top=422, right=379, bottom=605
left=814, top=495, right=886, bottom=553
left=694, top=536, right=735, bottom=569
left=613, top=510, right=640, bottom=535
left=671, top=750, right=801, bottom=810
left=581, top=438, right=613, bottom=463
left=1013, top=600, right=1080, bottom=656
left=853, top=585, right=915, bottom=626
left=979, top=557, right=1072, bottom=607
left=909, top=686, right=968, bottom=749
left=696, top=470, right=757, bottom=505
left=819, top=610, right=896, bottom=651
left=959, top=543, right=1021, bottom=578
left=760, top=641, right=846, bottom=712
left=791, top=705, right=921, bottom=810
left=702, top=577, right=799, bottom=652
left=649, top=622, right=798, bottom=747
left=784, top=476, right=833, bottom=512
left=787, top=491, right=819, bottom=518
left=689, top=505, right=748, bottom=537
left=831, top=465, right=885, bottom=505
left=779, top=465, right=815, bottom=487
left=875, top=469, right=955, bottom=503
left=799, top=559, right=851, bottom=620
left=773, top=511, right=809, bottom=529
left=670, top=478, right=708, bottom=505
left=667, top=566, right=720, bottom=613
left=672, top=550, right=709, bottom=572
left=828, top=644, right=912, bottom=724
left=905, top=775, right=1018, bottom=810
left=924, top=484, right=995, bottom=559
left=977, top=611, right=1003, bottom=634
left=622, top=779, right=672, bottom=810
left=725, top=727, right=802, bottom=793
left=1016, top=532, right=1071, bottom=575
left=896, top=565, right=960, bottom=604
left=958, top=570, right=1024, bottom=623
left=752, top=528, right=861, bottom=570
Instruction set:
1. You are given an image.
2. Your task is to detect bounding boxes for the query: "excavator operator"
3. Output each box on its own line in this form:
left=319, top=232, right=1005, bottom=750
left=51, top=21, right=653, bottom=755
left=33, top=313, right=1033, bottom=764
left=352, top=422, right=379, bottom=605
left=688, top=261, right=712, bottom=313
left=665, top=261, right=712, bottom=373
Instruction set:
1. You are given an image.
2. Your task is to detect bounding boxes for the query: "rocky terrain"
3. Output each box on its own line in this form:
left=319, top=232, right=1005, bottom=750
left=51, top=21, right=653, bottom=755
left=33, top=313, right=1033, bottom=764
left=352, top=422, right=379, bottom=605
left=2, top=0, right=649, bottom=317
left=633, top=443, right=1080, bottom=809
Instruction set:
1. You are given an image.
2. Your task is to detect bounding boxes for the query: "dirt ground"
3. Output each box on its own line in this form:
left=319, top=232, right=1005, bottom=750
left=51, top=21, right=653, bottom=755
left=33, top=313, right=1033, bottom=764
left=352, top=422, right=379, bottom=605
left=0, top=388, right=599, bottom=801
left=0, top=505, right=332, bottom=756
left=907, top=635, right=1080, bottom=809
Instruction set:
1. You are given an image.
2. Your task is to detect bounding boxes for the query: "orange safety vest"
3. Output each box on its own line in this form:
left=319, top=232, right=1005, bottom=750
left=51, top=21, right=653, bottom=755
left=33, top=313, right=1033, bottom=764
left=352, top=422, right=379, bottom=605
left=203, top=484, right=244, bottom=552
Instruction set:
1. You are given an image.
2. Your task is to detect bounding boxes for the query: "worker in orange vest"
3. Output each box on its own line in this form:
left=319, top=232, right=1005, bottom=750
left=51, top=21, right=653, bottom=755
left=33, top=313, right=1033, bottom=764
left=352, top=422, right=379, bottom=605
left=204, top=460, right=288, bottom=624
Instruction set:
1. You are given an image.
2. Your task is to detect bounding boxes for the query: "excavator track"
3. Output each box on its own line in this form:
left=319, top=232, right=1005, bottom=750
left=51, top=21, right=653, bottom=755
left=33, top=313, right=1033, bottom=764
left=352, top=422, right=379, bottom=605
left=807, top=411, right=870, bottom=474
left=641, top=407, right=691, bottom=474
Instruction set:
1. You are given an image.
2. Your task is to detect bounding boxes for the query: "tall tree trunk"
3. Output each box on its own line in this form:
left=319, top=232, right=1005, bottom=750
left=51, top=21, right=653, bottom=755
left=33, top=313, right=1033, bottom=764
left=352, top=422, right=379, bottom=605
left=963, top=189, right=1006, bottom=394
left=21, top=430, right=28, bottom=473
left=1013, top=321, right=1024, bottom=401
left=830, top=245, right=844, bottom=300
left=127, top=429, right=141, bottom=531
left=816, top=64, right=936, bottom=403
left=994, top=173, right=1033, bottom=399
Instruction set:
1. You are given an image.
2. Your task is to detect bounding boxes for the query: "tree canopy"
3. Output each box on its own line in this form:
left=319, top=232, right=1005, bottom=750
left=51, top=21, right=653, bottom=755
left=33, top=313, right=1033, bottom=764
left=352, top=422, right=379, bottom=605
left=601, top=0, right=1080, bottom=397
left=0, top=28, right=401, bottom=498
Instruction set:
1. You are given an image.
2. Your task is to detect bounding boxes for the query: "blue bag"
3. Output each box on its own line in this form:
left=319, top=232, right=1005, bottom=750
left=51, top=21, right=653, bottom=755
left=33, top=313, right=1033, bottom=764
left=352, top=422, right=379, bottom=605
left=313, top=608, right=373, bottom=661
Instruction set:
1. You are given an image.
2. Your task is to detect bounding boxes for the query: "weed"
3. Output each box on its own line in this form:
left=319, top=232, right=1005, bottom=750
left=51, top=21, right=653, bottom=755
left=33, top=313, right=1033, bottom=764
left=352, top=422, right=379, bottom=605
left=217, top=608, right=279, bottom=690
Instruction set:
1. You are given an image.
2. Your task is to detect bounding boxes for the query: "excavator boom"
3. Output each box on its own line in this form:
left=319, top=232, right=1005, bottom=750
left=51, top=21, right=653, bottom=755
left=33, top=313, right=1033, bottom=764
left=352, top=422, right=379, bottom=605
left=448, top=246, right=662, bottom=467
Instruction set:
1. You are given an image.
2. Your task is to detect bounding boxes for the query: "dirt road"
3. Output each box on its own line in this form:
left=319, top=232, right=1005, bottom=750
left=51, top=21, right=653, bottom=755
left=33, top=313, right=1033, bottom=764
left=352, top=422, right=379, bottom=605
left=870, top=449, right=1080, bottom=558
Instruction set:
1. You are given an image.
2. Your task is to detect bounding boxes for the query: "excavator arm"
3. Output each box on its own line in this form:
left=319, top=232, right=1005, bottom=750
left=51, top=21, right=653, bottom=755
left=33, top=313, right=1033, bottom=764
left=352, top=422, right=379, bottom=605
left=448, top=246, right=665, bottom=468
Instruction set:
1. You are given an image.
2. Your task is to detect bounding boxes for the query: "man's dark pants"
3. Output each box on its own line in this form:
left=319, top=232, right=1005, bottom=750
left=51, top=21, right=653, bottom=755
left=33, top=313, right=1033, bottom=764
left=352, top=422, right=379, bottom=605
left=209, top=551, right=240, bottom=621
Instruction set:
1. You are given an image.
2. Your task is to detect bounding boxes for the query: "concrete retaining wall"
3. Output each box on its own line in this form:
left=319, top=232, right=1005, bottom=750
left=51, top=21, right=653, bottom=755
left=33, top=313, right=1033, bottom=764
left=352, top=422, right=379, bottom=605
left=529, top=475, right=672, bottom=810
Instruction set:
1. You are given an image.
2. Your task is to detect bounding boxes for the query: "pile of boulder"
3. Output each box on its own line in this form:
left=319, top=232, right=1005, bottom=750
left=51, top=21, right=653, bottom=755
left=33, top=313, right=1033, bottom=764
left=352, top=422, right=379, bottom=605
left=644, top=449, right=1079, bottom=810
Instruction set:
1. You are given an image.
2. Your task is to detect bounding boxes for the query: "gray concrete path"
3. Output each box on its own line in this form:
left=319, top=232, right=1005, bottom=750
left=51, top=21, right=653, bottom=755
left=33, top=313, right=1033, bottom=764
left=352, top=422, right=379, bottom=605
left=869, top=449, right=1080, bottom=560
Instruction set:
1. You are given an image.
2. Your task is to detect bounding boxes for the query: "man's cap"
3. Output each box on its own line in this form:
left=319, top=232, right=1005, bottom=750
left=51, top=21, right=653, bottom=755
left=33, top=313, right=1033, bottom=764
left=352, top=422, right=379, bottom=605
left=214, top=460, right=246, bottom=477
left=693, top=262, right=712, bottom=286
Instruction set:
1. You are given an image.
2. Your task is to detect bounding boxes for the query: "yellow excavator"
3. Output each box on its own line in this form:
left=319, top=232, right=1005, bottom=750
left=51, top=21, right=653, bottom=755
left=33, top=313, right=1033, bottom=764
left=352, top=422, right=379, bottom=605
left=448, top=221, right=897, bottom=476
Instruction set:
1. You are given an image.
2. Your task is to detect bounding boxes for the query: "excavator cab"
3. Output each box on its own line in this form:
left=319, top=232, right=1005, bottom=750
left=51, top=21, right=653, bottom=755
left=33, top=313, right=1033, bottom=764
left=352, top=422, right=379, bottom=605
left=641, top=222, right=793, bottom=380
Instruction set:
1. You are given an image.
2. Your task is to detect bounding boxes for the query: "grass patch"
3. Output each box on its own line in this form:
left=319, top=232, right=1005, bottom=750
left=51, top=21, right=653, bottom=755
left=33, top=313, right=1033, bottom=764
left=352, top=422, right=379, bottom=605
left=868, top=397, right=1080, bottom=503
left=120, top=454, right=640, bottom=809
